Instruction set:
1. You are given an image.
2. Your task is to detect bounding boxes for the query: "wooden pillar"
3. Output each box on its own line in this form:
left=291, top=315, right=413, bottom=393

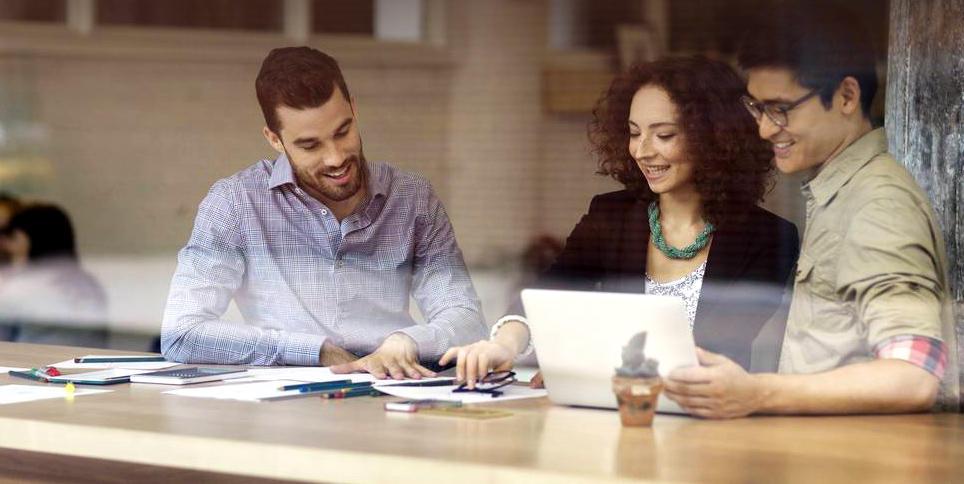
left=886, top=0, right=964, bottom=299
left=885, top=0, right=964, bottom=410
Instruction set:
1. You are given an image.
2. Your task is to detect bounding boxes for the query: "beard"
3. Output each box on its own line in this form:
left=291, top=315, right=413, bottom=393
left=288, top=146, right=368, bottom=204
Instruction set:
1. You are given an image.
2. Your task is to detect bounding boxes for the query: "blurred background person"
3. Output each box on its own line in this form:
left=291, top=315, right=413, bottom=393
left=0, top=193, right=22, bottom=266
left=0, top=192, right=23, bottom=341
left=0, top=203, right=108, bottom=347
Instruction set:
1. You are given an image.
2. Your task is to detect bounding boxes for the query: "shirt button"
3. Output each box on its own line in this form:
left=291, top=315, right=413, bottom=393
left=336, top=259, right=344, bottom=268
left=321, top=209, right=329, bottom=216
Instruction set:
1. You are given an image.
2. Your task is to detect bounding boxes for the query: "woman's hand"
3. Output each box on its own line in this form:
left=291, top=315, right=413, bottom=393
left=439, top=340, right=516, bottom=389
left=530, top=371, right=544, bottom=388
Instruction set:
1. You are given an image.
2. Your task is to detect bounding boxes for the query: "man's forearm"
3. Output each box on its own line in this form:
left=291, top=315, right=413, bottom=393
left=754, top=359, right=939, bottom=414
left=162, top=316, right=325, bottom=366
left=405, top=305, right=488, bottom=361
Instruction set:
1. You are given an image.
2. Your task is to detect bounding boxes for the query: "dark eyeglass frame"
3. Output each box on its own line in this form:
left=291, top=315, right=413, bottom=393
left=452, top=370, right=516, bottom=397
left=741, top=86, right=825, bottom=128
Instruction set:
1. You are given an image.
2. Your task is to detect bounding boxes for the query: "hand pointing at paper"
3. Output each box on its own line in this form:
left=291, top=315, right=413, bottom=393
left=330, top=333, right=436, bottom=380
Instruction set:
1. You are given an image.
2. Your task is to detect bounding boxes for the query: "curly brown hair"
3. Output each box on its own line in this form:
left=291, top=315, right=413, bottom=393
left=589, top=55, right=773, bottom=226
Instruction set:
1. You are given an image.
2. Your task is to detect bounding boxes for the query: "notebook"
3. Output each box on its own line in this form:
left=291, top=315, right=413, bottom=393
left=129, top=367, right=248, bottom=385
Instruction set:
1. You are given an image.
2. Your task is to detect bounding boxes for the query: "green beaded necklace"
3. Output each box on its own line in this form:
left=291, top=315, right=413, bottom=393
left=647, top=201, right=715, bottom=260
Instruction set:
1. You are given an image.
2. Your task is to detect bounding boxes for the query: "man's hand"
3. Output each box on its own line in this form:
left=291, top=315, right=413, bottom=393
left=663, top=347, right=766, bottom=419
left=330, top=333, right=436, bottom=380
left=319, top=340, right=359, bottom=367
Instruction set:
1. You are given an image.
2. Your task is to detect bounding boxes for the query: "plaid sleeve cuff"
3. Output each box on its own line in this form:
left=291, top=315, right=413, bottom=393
left=873, top=334, right=948, bottom=379
left=395, top=325, right=438, bottom=362
left=280, top=332, right=326, bottom=366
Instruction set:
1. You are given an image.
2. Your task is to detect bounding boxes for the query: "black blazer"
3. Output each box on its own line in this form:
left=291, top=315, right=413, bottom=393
left=513, top=190, right=800, bottom=372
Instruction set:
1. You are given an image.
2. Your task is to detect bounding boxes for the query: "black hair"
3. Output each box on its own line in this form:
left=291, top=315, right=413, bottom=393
left=737, top=0, right=878, bottom=117
left=7, top=204, right=78, bottom=261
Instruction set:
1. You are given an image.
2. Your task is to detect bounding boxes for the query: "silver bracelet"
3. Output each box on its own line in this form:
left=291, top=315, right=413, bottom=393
left=490, top=315, right=534, bottom=361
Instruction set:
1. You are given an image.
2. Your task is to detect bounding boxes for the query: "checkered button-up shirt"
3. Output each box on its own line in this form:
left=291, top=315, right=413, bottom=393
left=161, top=156, right=486, bottom=365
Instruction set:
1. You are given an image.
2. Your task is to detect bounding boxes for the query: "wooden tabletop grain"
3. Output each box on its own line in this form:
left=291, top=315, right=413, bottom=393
left=1, top=342, right=962, bottom=484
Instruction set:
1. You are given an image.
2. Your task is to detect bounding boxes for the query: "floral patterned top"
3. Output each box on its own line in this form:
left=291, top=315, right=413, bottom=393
left=644, top=261, right=707, bottom=331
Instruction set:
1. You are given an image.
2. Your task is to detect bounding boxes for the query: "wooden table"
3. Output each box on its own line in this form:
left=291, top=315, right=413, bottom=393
left=1, top=342, right=962, bottom=484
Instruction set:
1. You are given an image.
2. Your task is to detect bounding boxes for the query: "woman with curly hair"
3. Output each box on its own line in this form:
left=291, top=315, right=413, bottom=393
left=441, top=56, right=800, bottom=388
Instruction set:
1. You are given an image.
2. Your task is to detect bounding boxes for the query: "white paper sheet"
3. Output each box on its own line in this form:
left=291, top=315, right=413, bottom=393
left=0, top=384, right=112, bottom=405
left=163, top=380, right=316, bottom=402
left=47, top=356, right=177, bottom=370
left=0, top=366, right=28, bottom=374
left=376, top=384, right=548, bottom=404
left=243, top=367, right=375, bottom=383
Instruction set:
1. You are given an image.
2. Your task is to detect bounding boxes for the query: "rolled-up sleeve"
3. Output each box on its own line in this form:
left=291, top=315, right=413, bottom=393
left=836, top=195, right=946, bottom=364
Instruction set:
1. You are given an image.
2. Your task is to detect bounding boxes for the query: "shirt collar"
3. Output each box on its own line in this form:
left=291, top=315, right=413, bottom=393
left=268, top=153, right=297, bottom=190
left=804, top=128, right=889, bottom=206
left=364, top=160, right=388, bottom=200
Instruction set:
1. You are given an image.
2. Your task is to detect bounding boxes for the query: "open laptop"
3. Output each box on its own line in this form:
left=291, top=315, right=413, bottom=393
left=521, top=288, right=698, bottom=414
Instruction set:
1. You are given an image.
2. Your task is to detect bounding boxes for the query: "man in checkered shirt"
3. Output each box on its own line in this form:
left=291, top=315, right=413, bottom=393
left=161, top=47, right=486, bottom=379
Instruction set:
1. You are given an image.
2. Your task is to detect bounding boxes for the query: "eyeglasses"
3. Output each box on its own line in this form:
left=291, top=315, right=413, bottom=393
left=741, top=87, right=824, bottom=128
left=452, top=370, right=516, bottom=397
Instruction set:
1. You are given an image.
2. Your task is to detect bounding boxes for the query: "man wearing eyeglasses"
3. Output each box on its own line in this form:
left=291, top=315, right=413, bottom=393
left=664, top=0, right=959, bottom=418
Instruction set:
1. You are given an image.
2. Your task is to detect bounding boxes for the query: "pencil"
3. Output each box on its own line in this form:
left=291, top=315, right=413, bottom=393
left=277, top=379, right=352, bottom=391
left=320, top=388, right=382, bottom=399
left=298, top=381, right=373, bottom=394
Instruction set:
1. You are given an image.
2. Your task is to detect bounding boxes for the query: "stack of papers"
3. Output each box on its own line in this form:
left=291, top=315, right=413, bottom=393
left=165, top=369, right=547, bottom=403
left=164, top=367, right=458, bottom=402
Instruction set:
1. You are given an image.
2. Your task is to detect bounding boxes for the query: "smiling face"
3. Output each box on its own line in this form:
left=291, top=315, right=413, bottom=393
left=745, top=68, right=850, bottom=175
left=628, top=85, right=696, bottom=197
left=263, top=88, right=367, bottom=211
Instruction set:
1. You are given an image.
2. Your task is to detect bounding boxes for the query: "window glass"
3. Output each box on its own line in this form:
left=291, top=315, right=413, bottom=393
left=96, top=0, right=283, bottom=31
left=312, top=0, right=374, bottom=35
left=0, top=0, right=66, bottom=23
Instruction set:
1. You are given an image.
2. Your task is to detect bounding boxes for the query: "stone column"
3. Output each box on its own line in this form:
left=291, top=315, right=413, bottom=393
left=885, top=0, right=964, bottom=410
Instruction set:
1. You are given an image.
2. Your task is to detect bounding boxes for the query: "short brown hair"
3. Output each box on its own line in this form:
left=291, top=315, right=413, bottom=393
left=589, top=55, right=773, bottom=226
left=255, top=46, right=351, bottom=135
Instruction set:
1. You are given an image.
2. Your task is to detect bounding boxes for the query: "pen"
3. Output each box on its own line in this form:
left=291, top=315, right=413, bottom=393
left=320, top=388, right=383, bottom=399
left=277, top=379, right=352, bottom=391
left=298, top=381, right=373, bottom=394
left=73, top=356, right=167, bottom=363
left=8, top=369, right=52, bottom=382
left=379, top=378, right=455, bottom=387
